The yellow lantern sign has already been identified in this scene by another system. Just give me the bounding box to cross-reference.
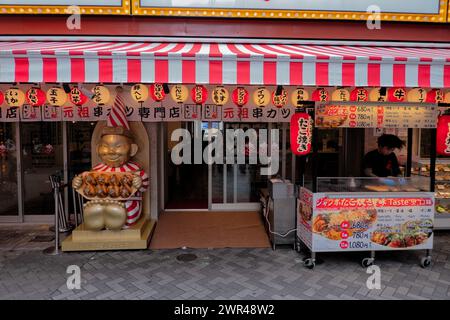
[131,83,149,103]
[444,91,450,104]
[212,86,229,106]
[331,88,350,102]
[252,87,271,107]
[170,84,189,104]
[5,88,25,107]
[291,87,310,107]
[406,88,427,103]
[92,85,111,105]
[46,87,67,107]
[369,88,387,102]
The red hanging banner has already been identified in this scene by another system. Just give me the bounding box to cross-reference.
[290,112,313,156]
[437,115,450,156]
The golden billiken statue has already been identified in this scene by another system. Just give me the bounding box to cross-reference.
[72,92,149,231]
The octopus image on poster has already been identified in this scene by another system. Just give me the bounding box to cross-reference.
[310,194,434,252]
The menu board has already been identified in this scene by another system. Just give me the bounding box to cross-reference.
[297,189,435,252]
[315,104,437,129]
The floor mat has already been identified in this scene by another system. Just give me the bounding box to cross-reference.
[150,211,271,249]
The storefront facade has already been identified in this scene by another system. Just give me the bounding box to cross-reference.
[0,1,449,236]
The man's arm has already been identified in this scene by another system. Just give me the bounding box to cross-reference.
[362,152,377,177]
[391,154,402,177]
[364,168,378,177]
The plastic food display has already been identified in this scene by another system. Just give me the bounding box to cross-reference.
[412,160,450,230]
[76,171,138,201]
[371,220,433,248]
[312,209,377,240]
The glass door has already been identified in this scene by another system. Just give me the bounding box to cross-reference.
[211,122,272,210]
[21,122,63,216]
[166,121,209,209]
[0,123,19,219]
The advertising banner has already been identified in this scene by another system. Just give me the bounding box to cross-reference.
[298,192,435,252]
[0,0,128,15]
[133,0,448,23]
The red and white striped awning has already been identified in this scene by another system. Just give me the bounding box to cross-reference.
[1,41,449,88]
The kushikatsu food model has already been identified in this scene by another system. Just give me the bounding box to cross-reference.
[62,92,154,251]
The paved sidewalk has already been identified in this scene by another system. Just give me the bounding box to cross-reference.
[0,225,449,300]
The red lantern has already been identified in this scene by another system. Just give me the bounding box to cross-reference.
[272,88,288,108]
[0,91,3,105]
[426,89,444,103]
[387,87,406,102]
[232,87,249,107]
[26,88,46,107]
[290,112,313,156]
[191,85,208,104]
[149,83,166,102]
[311,88,329,102]
[69,87,88,106]
[437,115,450,156]
[350,88,369,102]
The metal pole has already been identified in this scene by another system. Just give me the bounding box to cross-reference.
[16,122,24,223]
[312,127,319,193]
[406,128,413,177]
[430,128,437,192]
[281,123,287,180]
[72,188,78,227]
[43,182,60,255]
[63,121,69,223]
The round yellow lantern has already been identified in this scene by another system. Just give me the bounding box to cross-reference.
[406,88,427,103]
[369,88,387,102]
[252,87,271,107]
[130,83,149,103]
[5,88,25,107]
[46,87,67,107]
[212,86,229,106]
[291,87,310,107]
[331,88,350,102]
[444,91,450,104]
[170,84,189,104]
[92,85,111,105]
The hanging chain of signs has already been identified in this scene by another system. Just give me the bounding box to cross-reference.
[0,85,448,108]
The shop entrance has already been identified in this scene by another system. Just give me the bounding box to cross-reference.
[164,121,278,210]
[165,121,209,209]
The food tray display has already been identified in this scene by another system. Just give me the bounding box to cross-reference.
[76,171,138,201]
[412,160,450,226]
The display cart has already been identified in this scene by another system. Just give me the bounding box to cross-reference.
[296,178,434,269]
[294,102,438,269]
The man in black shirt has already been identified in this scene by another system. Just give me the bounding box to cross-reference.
[363,134,405,177]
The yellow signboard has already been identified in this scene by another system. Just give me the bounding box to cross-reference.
[131,0,449,23]
[0,0,130,15]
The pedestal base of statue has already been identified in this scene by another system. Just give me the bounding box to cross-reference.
[61,218,156,252]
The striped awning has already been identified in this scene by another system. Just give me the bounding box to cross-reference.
[0,41,449,88]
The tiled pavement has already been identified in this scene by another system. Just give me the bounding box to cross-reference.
[0,225,449,300]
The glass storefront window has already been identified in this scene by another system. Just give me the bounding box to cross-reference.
[22,122,63,215]
[0,123,18,216]
[68,122,94,181]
